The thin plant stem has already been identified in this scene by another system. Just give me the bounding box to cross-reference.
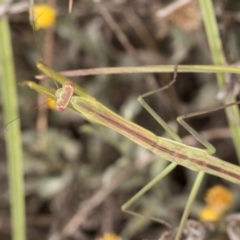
[0,11,26,240]
[199,0,240,163]
[36,64,240,80]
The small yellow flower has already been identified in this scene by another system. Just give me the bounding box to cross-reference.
[47,97,56,110]
[33,4,57,30]
[199,206,220,222]
[205,185,233,214]
[198,185,234,222]
[95,232,122,240]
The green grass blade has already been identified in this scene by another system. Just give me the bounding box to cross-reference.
[199,0,240,163]
[0,15,26,240]
[175,171,205,240]
[37,64,240,78]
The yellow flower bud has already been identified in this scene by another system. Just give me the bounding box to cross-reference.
[33,4,57,30]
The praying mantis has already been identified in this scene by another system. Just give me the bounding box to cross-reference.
[24,60,240,240]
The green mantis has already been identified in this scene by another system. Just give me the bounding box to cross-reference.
[24,60,240,240]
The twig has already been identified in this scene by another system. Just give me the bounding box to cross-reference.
[61,167,134,237]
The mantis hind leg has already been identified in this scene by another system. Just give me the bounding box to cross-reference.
[122,66,201,239]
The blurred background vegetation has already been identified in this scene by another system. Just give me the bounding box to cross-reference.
[1,0,240,239]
